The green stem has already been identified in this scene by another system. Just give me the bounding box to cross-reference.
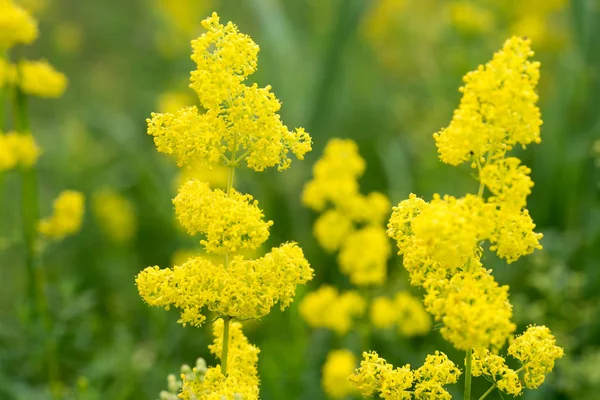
[478,383,496,400]
[465,349,473,400]
[221,316,231,375]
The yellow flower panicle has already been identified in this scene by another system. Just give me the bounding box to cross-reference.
[433,36,542,166]
[0,0,38,50]
[322,349,357,399]
[508,325,564,389]
[148,13,311,172]
[472,349,522,396]
[137,242,312,327]
[338,226,391,286]
[299,285,365,336]
[370,292,432,337]
[350,351,460,400]
[38,190,85,240]
[92,189,137,245]
[180,320,260,400]
[18,60,68,98]
[173,179,273,254]
[0,132,40,170]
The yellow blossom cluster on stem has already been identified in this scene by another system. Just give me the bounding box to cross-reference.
[38,190,85,240]
[303,138,392,286]
[0,131,40,170]
[139,12,313,399]
[350,351,461,400]
[373,36,563,399]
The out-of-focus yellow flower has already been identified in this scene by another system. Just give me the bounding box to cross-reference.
[299,285,365,335]
[157,90,196,114]
[0,58,17,88]
[18,60,68,98]
[53,22,84,55]
[180,319,259,400]
[0,0,38,50]
[0,132,40,170]
[394,292,432,337]
[370,296,396,329]
[338,226,390,286]
[313,209,354,253]
[137,242,312,327]
[38,190,85,240]
[92,189,137,245]
[322,349,357,399]
[173,163,228,192]
[449,1,495,36]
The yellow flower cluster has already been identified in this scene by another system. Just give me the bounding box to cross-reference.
[303,138,391,285]
[0,0,38,50]
[38,190,85,240]
[0,132,40,170]
[147,13,311,172]
[350,351,460,400]
[508,325,564,389]
[173,179,273,255]
[180,320,260,400]
[472,348,522,396]
[138,242,311,327]
[17,59,68,98]
[322,349,357,399]
[92,189,137,245]
[387,37,546,351]
[299,285,365,335]
[370,292,432,337]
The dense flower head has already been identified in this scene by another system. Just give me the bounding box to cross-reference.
[480,157,533,210]
[0,132,41,170]
[338,226,390,286]
[92,189,137,245]
[370,292,431,336]
[424,269,516,351]
[322,349,358,399]
[18,60,68,98]
[472,349,522,396]
[148,12,311,172]
[0,0,38,49]
[173,179,272,254]
[489,208,542,263]
[433,36,542,166]
[180,320,260,399]
[350,351,460,400]
[137,242,312,327]
[508,325,564,388]
[299,285,365,335]
[38,190,85,240]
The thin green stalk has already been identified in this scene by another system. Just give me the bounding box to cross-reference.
[465,349,473,400]
[221,316,231,375]
[478,383,496,400]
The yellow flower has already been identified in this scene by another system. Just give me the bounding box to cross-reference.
[472,348,522,396]
[180,319,260,399]
[350,351,459,400]
[18,60,68,98]
[149,13,312,172]
[38,190,85,240]
[299,285,365,335]
[370,296,397,329]
[0,132,40,170]
[92,189,137,245]
[157,90,196,114]
[137,242,313,327]
[480,157,534,211]
[0,0,38,49]
[173,179,273,255]
[313,209,354,253]
[508,325,564,389]
[174,163,229,191]
[322,350,357,399]
[394,292,432,337]
[338,225,390,286]
[433,36,541,166]
[423,269,516,351]
[0,58,17,89]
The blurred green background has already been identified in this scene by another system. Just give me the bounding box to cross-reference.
[1,0,599,399]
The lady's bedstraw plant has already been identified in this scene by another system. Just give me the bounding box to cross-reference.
[350,37,564,400]
[300,139,431,399]
[135,13,313,399]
